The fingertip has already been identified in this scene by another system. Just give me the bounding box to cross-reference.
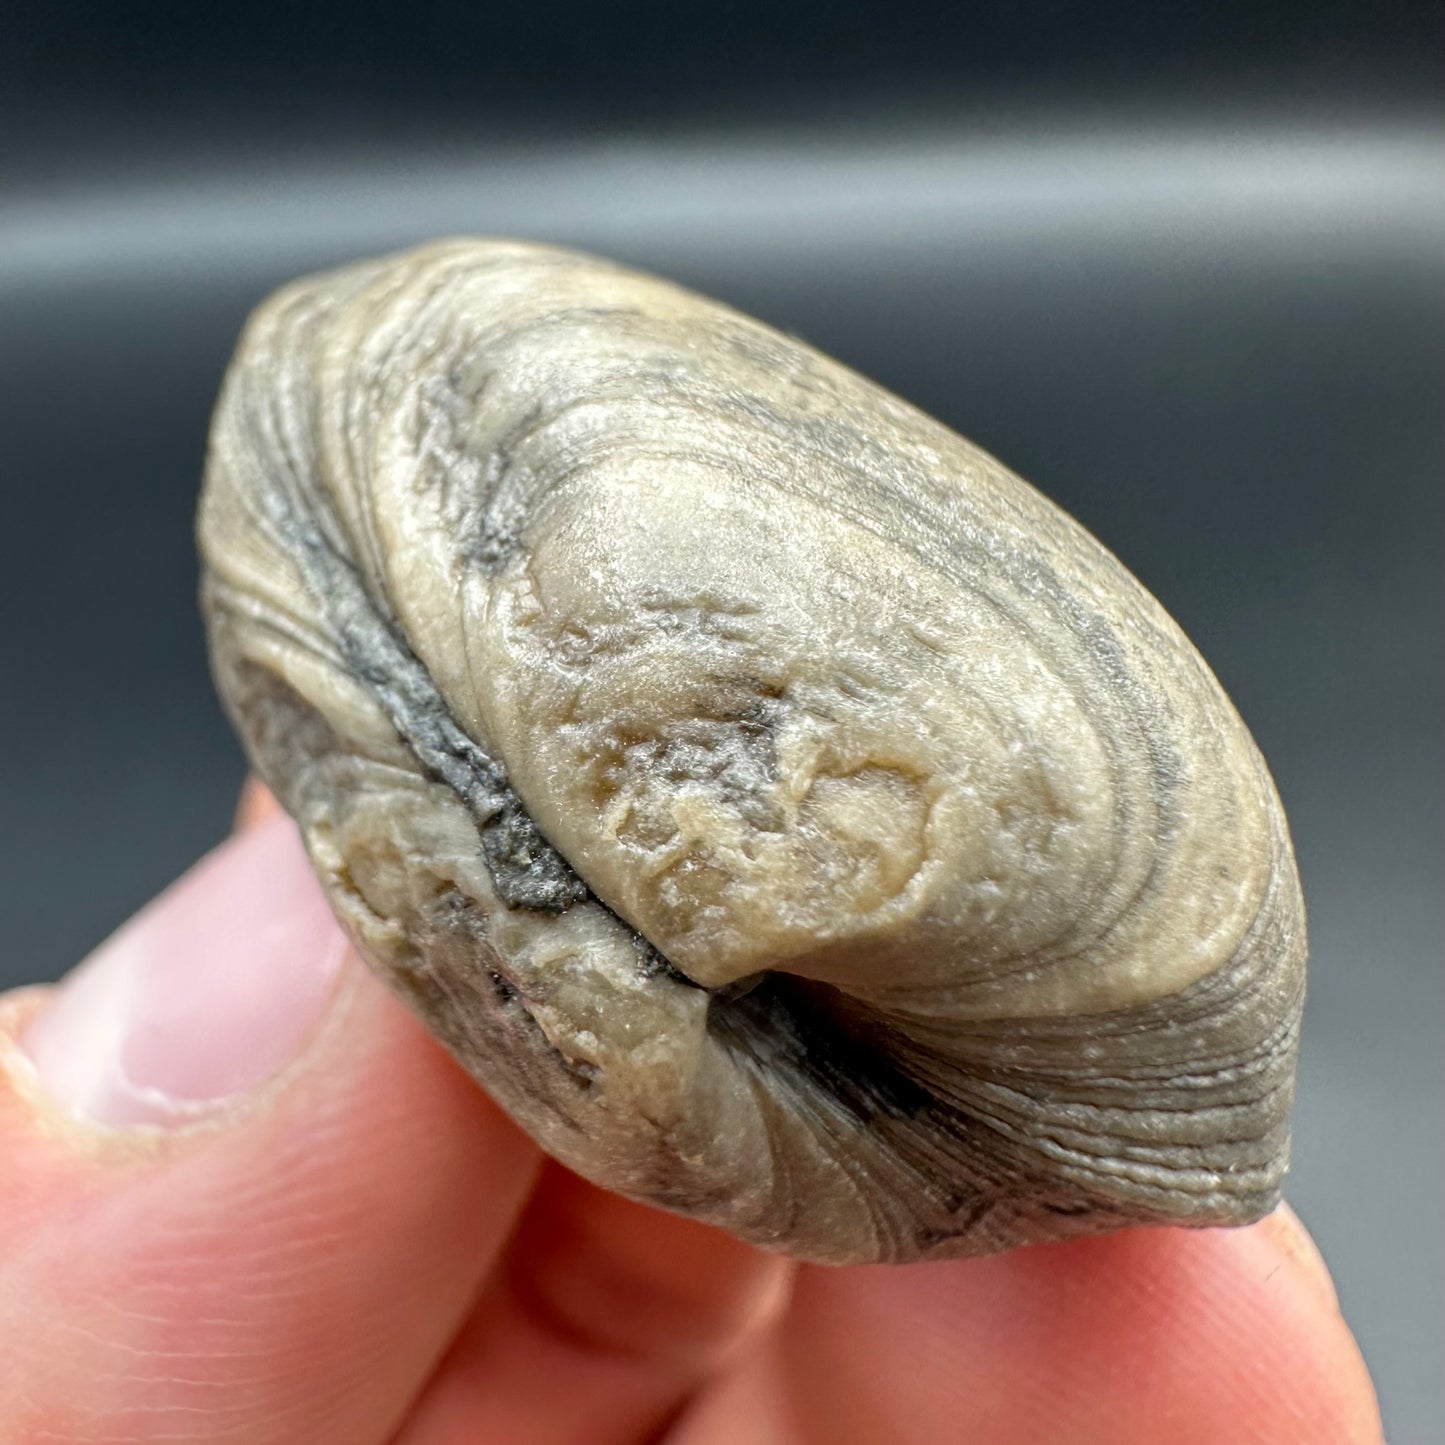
[1258,1199,1339,1309]
[0,825,543,1443]
[779,1219,1383,1445]
[16,816,347,1130]
[235,775,284,831]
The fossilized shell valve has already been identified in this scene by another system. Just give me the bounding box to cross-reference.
[198,239,1306,1264]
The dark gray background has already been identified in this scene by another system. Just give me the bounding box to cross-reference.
[1,4,1441,1438]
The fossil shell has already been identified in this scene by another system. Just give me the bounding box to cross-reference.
[198,239,1306,1264]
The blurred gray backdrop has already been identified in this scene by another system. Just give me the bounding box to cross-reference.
[1,4,1442,1438]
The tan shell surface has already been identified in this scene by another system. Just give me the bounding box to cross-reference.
[198,240,1306,1263]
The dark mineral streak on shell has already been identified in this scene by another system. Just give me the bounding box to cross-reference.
[198,239,1307,1264]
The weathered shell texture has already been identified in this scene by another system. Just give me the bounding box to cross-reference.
[198,240,1306,1265]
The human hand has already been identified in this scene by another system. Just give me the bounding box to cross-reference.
[0,783,1382,1443]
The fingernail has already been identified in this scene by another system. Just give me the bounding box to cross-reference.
[21,815,348,1129]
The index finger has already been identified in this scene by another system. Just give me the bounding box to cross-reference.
[671,1208,1382,1444]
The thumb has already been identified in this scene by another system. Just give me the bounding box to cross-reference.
[0,814,541,1444]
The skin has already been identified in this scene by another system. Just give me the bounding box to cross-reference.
[0,780,1382,1444]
